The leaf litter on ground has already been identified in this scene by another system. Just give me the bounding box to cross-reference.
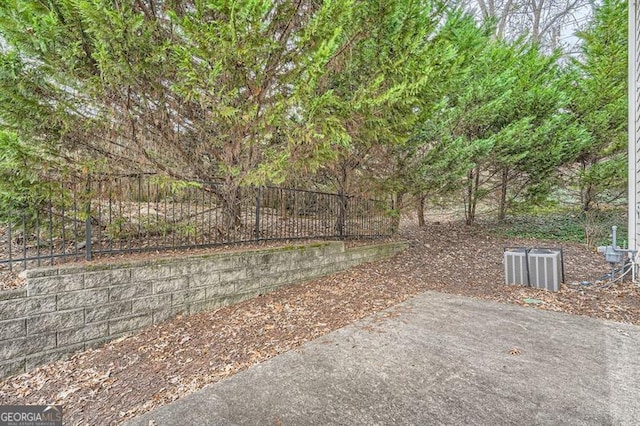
[0,221,638,425]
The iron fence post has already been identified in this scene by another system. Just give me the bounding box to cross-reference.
[337,192,347,239]
[254,187,261,240]
[85,176,93,261]
[85,213,92,261]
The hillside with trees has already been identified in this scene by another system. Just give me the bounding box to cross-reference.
[0,0,628,229]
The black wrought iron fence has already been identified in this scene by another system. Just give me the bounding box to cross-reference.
[0,175,393,271]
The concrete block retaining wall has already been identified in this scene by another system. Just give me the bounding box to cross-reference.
[0,241,407,379]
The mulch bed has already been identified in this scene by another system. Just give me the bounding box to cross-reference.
[1,221,638,425]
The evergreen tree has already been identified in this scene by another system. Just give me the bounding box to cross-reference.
[406,13,575,224]
[0,0,445,226]
[569,0,627,211]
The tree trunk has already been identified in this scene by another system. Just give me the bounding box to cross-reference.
[334,162,349,238]
[417,194,426,227]
[464,168,480,226]
[335,191,348,238]
[391,191,405,233]
[498,168,509,222]
[579,160,594,212]
[581,184,594,212]
[531,0,543,43]
[221,182,242,231]
[464,169,473,226]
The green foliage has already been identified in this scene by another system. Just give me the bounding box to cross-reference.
[104,215,194,241]
[492,209,627,247]
[0,0,446,192]
[310,0,446,196]
[370,12,474,199]
[569,0,627,211]
[0,0,628,227]
[497,212,587,242]
[400,12,575,223]
[0,131,56,222]
[148,175,203,201]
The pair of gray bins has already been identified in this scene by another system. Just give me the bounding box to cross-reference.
[504,247,565,292]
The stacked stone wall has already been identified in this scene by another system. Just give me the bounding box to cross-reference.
[0,241,407,379]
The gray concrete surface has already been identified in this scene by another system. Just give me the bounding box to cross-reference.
[126,292,640,425]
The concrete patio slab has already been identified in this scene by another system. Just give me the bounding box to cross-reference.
[126,291,640,425]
